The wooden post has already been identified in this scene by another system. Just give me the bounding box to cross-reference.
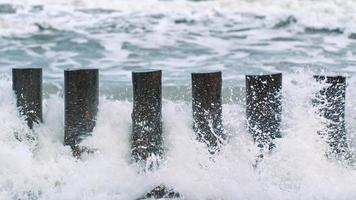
[138,185,180,199]
[246,73,282,150]
[64,69,99,156]
[313,75,348,156]
[12,68,42,129]
[191,72,224,154]
[132,70,162,162]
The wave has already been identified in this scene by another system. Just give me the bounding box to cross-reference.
[0,0,356,36]
[304,27,344,34]
[0,71,356,199]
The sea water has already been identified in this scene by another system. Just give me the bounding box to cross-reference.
[0,0,356,199]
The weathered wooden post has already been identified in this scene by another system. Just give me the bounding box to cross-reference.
[64,69,99,156]
[313,75,348,156]
[132,70,181,199]
[132,70,162,162]
[191,71,224,154]
[246,73,282,151]
[12,68,43,129]
[131,70,179,199]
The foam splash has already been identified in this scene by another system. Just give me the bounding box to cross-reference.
[0,70,355,199]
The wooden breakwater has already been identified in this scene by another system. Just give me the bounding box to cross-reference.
[11,68,350,199]
[11,68,349,159]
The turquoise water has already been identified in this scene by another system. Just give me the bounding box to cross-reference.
[1,0,356,89]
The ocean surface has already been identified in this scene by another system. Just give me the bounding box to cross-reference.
[0,0,356,199]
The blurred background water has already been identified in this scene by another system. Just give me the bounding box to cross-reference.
[1,0,356,99]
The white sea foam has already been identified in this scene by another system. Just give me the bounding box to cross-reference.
[0,0,355,82]
[0,1,356,198]
[0,71,355,199]
[1,0,356,36]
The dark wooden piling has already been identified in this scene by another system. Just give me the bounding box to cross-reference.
[12,68,42,129]
[132,70,162,162]
[138,185,180,199]
[246,73,282,150]
[192,72,224,154]
[64,69,99,155]
[313,76,348,156]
